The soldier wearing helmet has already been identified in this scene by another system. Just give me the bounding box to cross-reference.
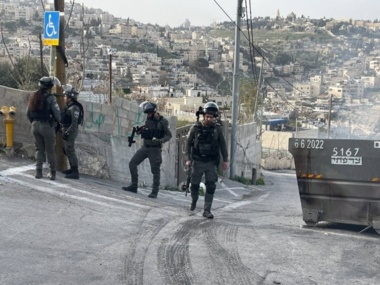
[122,101,172,198]
[26,76,62,180]
[60,84,84,179]
[185,101,229,218]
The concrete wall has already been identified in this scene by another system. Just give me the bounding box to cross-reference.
[0,85,261,186]
[261,131,295,170]
[0,85,177,188]
[231,122,261,180]
[261,130,321,170]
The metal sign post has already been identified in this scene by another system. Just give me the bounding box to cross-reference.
[43,6,67,171]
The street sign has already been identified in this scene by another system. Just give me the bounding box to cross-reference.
[43,11,60,46]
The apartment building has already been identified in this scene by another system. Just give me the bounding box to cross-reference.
[328,79,364,99]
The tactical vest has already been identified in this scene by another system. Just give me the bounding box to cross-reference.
[61,101,84,126]
[28,94,52,122]
[140,116,165,140]
[192,122,219,161]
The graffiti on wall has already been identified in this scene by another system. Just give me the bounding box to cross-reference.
[114,108,145,137]
[83,103,146,138]
[84,103,105,129]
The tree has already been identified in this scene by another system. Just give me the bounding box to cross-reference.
[274,52,292,65]
[11,56,48,90]
[0,56,46,90]
[0,61,17,88]
[18,19,28,27]
[3,21,17,32]
[193,58,209,68]
[238,78,259,124]
[90,18,99,27]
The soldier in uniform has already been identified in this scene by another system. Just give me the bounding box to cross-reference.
[27,76,62,180]
[60,85,84,179]
[122,101,172,198]
[185,102,229,219]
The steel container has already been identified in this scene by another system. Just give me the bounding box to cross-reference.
[289,138,380,233]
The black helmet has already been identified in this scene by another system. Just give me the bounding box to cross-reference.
[63,84,79,100]
[203,102,219,117]
[140,101,157,113]
[38,76,61,89]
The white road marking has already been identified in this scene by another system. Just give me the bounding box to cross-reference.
[0,165,148,210]
[219,180,239,197]
[0,163,35,175]
[222,200,255,210]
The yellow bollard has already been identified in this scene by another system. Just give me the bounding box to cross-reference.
[0,106,17,148]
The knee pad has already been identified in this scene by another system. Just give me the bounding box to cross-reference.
[190,183,200,194]
[205,181,216,195]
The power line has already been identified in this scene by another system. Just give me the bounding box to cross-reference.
[213,0,330,121]
[213,0,317,98]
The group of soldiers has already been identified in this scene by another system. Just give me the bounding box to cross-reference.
[26,76,83,181]
[122,101,229,219]
[26,76,229,219]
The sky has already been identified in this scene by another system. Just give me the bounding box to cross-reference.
[78,0,380,27]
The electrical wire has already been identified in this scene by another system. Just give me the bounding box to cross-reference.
[213,0,318,120]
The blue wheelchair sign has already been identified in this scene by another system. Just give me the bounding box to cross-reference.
[43,11,60,46]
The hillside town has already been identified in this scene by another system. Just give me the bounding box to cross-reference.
[1,0,380,138]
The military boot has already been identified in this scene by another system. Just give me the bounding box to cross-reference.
[48,171,56,181]
[190,191,199,211]
[122,184,138,193]
[203,193,214,219]
[35,169,43,179]
[61,168,72,174]
[65,166,79,179]
[190,199,197,211]
[190,184,199,211]
[148,187,159,199]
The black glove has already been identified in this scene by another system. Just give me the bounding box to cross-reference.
[55,123,61,133]
[62,132,69,140]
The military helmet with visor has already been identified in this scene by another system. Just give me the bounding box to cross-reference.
[139,101,157,114]
[203,101,219,117]
[38,76,61,89]
[63,84,79,100]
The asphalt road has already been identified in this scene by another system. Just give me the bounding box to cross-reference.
[0,155,379,285]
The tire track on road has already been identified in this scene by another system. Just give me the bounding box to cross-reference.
[122,208,173,285]
[202,222,264,285]
[157,219,200,285]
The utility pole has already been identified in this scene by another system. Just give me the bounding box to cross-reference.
[230,0,244,179]
[38,34,44,76]
[253,60,264,121]
[109,51,112,104]
[327,94,333,139]
[55,0,67,171]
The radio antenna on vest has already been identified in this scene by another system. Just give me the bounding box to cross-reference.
[195,106,203,122]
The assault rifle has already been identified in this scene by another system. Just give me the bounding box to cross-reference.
[128,126,140,147]
[181,164,192,196]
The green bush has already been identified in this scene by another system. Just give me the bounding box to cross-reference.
[232,175,253,185]
[256,176,265,185]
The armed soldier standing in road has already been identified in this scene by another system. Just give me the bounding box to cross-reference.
[185,102,229,219]
[27,76,62,180]
[122,101,172,198]
[60,84,84,179]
